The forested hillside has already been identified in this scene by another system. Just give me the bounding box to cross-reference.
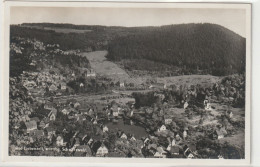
[10,37,90,77]
[107,23,246,76]
[11,23,246,76]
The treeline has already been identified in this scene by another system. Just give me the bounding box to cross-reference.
[22,23,118,31]
[107,23,246,76]
[43,52,90,72]
[10,25,108,51]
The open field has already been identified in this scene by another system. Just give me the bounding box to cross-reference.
[81,50,223,87]
[157,75,222,87]
[81,51,131,82]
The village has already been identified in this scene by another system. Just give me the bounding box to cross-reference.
[9,36,245,159]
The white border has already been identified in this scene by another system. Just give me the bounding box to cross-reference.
[0,1,252,166]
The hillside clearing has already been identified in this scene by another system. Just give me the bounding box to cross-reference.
[81,50,222,87]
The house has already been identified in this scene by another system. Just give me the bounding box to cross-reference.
[183,130,188,139]
[44,102,54,110]
[74,138,81,147]
[35,97,46,104]
[229,111,233,118]
[163,84,167,89]
[205,103,211,110]
[175,134,182,141]
[187,153,194,159]
[166,144,171,151]
[87,138,94,146]
[102,125,109,132]
[30,117,40,123]
[91,118,97,125]
[23,81,37,90]
[216,127,227,139]
[62,108,70,115]
[60,82,66,90]
[143,137,150,145]
[80,134,89,144]
[203,99,209,107]
[120,133,128,140]
[86,69,96,77]
[25,120,37,133]
[29,129,44,139]
[113,110,119,117]
[48,108,57,121]
[130,110,134,117]
[170,146,180,155]
[130,136,136,141]
[45,126,56,138]
[154,147,167,158]
[171,139,176,146]
[165,118,172,125]
[80,83,84,87]
[74,102,81,108]
[184,101,189,109]
[49,112,56,121]
[218,155,224,159]
[158,125,167,132]
[88,108,94,115]
[183,144,196,158]
[120,82,125,88]
[39,120,46,128]
[76,114,85,122]
[56,135,64,147]
[96,143,109,157]
[68,111,75,120]
[49,84,58,92]
[110,103,120,117]
[226,111,233,118]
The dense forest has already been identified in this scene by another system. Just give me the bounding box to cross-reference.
[107,23,246,76]
[10,25,109,51]
[11,23,246,76]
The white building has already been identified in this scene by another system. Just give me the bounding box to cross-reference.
[158,125,167,132]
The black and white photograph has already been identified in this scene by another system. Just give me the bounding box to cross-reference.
[3,2,251,163]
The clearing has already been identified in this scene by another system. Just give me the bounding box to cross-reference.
[22,25,92,34]
[81,50,222,87]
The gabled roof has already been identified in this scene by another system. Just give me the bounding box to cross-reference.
[30,117,40,122]
[98,143,108,151]
[56,135,63,141]
[45,126,56,132]
[25,120,37,129]
[185,143,196,152]
[91,141,102,153]
[48,108,57,116]
[75,138,81,145]
[170,146,180,154]
[29,129,44,137]
[216,128,227,136]
[148,143,157,150]
[157,147,167,154]
[120,133,127,139]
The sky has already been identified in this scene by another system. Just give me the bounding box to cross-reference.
[11,7,246,37]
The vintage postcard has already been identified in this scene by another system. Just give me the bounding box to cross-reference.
[1,1,251,166]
